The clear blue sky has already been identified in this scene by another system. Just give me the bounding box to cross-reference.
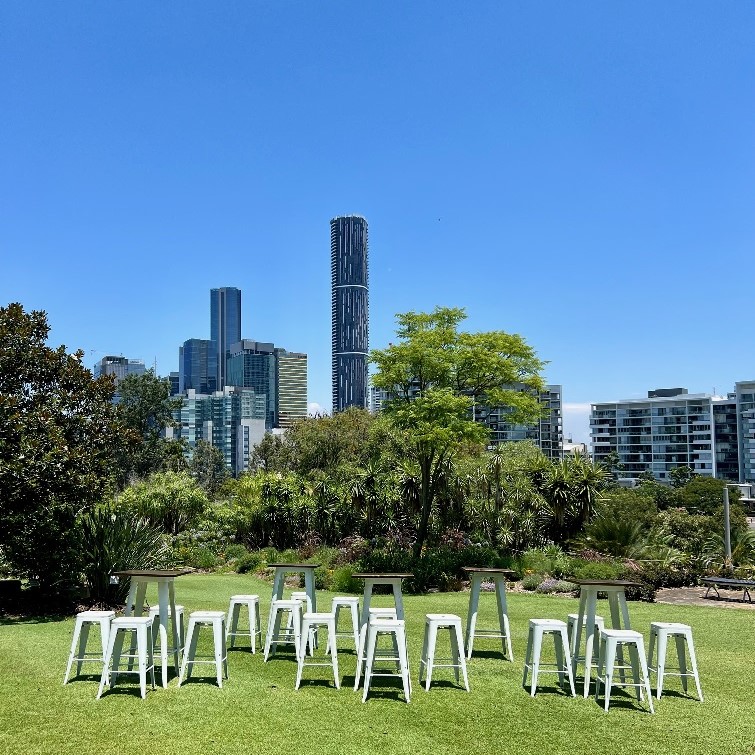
[2,2,754,443]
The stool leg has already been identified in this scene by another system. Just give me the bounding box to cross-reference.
[419,620,429,687]
[647,626,657,677]
[228,603,239,649]
[330,619,340,689]
[636,637,654,714]
[560,628,576,697]
[425,621,438,691]
[97,629,117,700]
[181,619,199,684]
[147,624,155,691]
[466,574,481,658]
[655,629,668,699]
[522,623,534,689]
[295,619,307,690]
[264,607,276,661]
[448,625,460,685]
[686,631,703,701]
[64,619,83,684]
[530,627,543,697]
[350,602,360,651]
[75,622,91,679]
[110,628,126,687]
[453,622,470,691]
[253,603,261,654]
[362,627,377,703]
[214,619,225,688]
[137,626,147,699]
[354,622,368,691]
[603,638,616,712]
[397,625,410,703]
[675,634,689,694]
[595,634,604,705]
[628,641,642,702]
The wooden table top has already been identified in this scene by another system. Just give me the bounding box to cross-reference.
[572,579,642,588]
[462,567,517,575]
[111,569,193,578]
[351,573,414,579]
[267,563,321,569]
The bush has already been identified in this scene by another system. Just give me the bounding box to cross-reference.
[235,552,262,574]
[179,546,218,570]
[224,544,248,562]
[570,560,622,581]
[521,573,544,591]
[329,565,362,593]
[535,578,576,594]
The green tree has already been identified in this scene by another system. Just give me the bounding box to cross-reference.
[371,306,545,557]
[189,440,229,498]
[0,303,121,593]
[677,476,739,515]
[114,369,182,484]
[669,465,695,488]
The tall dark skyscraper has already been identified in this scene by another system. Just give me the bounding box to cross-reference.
[331,215,369,412]
[210,287,241,390]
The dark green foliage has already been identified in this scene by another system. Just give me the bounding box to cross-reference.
[223,543,248,561]
[677,476,739,515]
[0,304,121,593]
[329,565,362,593]
[521,573,544,590]
[235,552,262,574]
[189,440,229,497]
[570,560,623,581]
[77,504,169,603]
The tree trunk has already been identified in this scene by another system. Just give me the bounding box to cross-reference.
[413,455,433,559]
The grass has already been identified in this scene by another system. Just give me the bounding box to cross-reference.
[1,573,754,755]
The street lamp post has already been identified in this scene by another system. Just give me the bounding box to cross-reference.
[723,486,733,565]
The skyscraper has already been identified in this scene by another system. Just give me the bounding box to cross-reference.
[276,349,308,428]
[226,340,277,429]
[331,215,369,412]
[210,287,241,390]
[179,338,217,395]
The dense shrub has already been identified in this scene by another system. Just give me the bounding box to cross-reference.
[535,578,576,594]
[223,544,249,562]
[570,560,623,581]
[521,573,544,591]
[235,552,262,574]
[329,565,362,593]
[178,546,218,570]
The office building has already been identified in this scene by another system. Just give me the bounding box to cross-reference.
[178,338,217,395]
[276,349,308,428]
[736,381,755,483]
[210,287,241,389]
[226,340,277,429]
[331,215,369,412]
[93,355,146,385]
[169,387,267,475]
[482,385,564,461]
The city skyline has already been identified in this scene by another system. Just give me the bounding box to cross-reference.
[2,4,754,445]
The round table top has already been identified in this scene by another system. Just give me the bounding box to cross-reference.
[572,579,642,588]
[462,567,517,575]
[267,563,321,569]
[111,569,193,578]
[351,573,414,579]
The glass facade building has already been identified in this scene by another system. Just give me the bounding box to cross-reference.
[226,340,277,429]
[210,287,241,390]
[93,355,146,385]
[331,215,369,412]
[179,338,217,395]
[276,349,308,428]
[736,381,755,482]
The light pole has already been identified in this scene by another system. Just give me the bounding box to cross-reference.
[723,485,733,565]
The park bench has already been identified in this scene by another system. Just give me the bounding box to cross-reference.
[701,576,755,603]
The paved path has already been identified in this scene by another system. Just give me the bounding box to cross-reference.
[656,586,755,610]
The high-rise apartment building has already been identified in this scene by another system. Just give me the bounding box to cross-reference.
[93,355,146,385]
[226,340,277,429]
[276,349,308,428]
[178,338,217,395]
[331,215,369,412]
[736,381,755,482]
[210,287,241,390]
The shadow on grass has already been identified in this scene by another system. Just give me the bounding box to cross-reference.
[0,613,67,625]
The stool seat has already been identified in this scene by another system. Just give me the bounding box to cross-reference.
[420,613,469,691]
[64,610,115,685]
[523,618,575,697]
[179,611,228,687]
[596,628,654,713]
[97,616,155,699]
[362,618,411,703]
[648,622,703,701]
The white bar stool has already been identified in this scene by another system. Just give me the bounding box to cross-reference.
[419,614,469,691]
[362,618,411,703]
[522,619,575,697]
[148,604,185,660]
[326,596,360,653]
[596,628,654,713]
[568,613,605,663]
[463,567,516,661]
[226,595,261,653]
[296,612,340,689]
[97,616,155,699]
[354,607,398,690]
[265,598,303,661]
[64,610,115,685]
[648,622,703,701]
[179,611,228,688]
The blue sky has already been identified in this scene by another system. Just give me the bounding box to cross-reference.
[2,2,754,443]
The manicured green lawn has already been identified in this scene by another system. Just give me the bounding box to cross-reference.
[1,573,753,755]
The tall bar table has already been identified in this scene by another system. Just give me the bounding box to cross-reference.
[463,567,517,660]
[112,568,192,688]
[571,579,641,698]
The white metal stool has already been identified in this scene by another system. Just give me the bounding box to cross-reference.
[362,618,411,703]
[296,612,340,689]
[148,603,185,660]
[596,628,654,713]
[326,596,360,653]
[420,613,469,691]
[354,606,398,690]
[568,613,605,663]
[522,619,576,697]
[226,595,262,653]
[648,622,703,701]
[64,610,115,685]
[97,616,155,699]
[265,598,303,661]
[179,611,228,688]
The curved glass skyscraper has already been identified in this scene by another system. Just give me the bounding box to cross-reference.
[331,215,369,412]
